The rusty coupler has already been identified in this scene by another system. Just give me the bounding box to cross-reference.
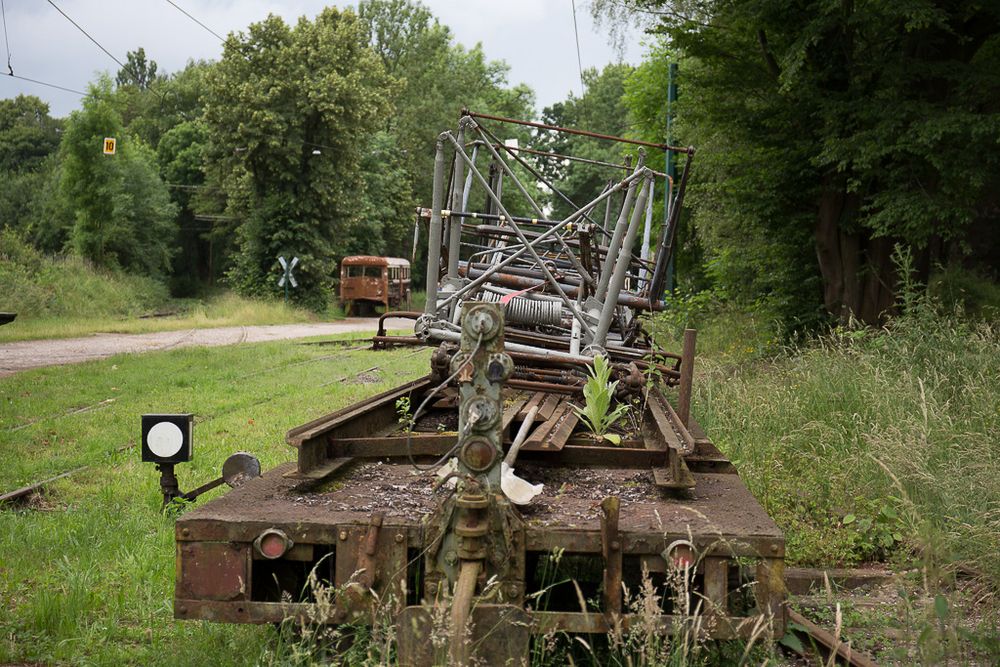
[420,302,526,664]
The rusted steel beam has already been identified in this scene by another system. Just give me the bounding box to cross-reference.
[786,608,880,667]
[677,328,697,426]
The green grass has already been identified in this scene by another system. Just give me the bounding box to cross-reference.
[0,291,322,343]
[0,229,341,342]
[682,309,1000,586]
[0,336,430,665]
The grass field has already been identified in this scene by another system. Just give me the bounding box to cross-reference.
[0,336,430,665]
[1,304,998,664]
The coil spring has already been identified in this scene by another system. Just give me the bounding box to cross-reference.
[478,291,562,326]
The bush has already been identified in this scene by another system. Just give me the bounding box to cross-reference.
[0,229,167,318]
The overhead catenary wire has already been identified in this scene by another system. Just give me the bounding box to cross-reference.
[44,0,126,70]
[3,72,87,96]
[163,0,224,42]
[1,0,11,75]
[570,0,585,95]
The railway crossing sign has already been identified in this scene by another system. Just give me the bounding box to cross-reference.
[278,255,299,303]
[103,137,116,155]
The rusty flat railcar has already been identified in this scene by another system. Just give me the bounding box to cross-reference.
[172,111,785,665]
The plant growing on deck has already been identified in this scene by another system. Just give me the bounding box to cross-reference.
[573,355,629,445]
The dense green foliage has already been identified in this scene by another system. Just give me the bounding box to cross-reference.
[59,78,177,277]
[203,8,392,309]
[0,227,167,319]
[598,0,1000,328]
[0,3,537,310]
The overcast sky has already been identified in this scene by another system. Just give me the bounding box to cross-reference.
[1,0,647,118]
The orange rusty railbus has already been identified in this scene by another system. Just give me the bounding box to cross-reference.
[339,256,411,315]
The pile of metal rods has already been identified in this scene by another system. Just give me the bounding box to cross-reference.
[392,110,694,386]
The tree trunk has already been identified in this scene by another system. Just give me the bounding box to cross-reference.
[814,175,897,325]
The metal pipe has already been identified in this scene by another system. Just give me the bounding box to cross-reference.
[437,169,645,311]
[425,138,447,314]
[597,156,644,298]
[442,133,597,337]
[450,559,480,665]
[460,266,667,311]
[447,123,466,279]
[466,110,691,153]
[641,177,654,283]
[460,145,478,211]
[650,147,694,299]
[592,173,652,349]
[471,123,596,288]
[678,328,697,426]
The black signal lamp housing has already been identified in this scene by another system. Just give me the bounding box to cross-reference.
[141,414,193,464]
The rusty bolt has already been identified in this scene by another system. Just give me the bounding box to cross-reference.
[177,606,187,615]
[770,544,779,554]
[395,533,405,544]
[444,550,458,566]
[505,583,519,599]
[610,540,620,551]
[180,528,190,537]
[339,530,348,541]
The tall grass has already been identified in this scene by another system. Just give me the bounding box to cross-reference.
[0,228,167,319]
[693,303,1000,590]
[0,229,322,341]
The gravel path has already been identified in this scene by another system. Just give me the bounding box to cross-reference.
[0,318,415,377]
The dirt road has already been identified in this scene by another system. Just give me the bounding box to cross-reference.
[0,318,415,376]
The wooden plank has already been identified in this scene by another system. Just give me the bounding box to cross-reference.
[516,392,545,420]
[520,399,572,451]
[537,393,562,421]
[501,393,529,434]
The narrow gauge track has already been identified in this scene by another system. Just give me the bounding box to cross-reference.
[0,347,428,508]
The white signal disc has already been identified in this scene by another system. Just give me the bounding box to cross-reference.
[148,421,184,458]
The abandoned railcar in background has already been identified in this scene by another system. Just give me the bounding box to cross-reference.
[339,255,411,315]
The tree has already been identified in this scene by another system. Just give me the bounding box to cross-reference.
[115,47,160,90]
[0,95,64,235]
[60,78,177,276]
[203,9,393,309]
[538,64,636,221]
[595,1,1000,326]
[359,0,536,205]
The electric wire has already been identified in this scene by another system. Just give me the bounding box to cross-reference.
[163,0,224,42]
[406,334,484,472]
[570,0,585,95]
[44,0,125,70]
[1,0,12,75]
[3,72,87,96]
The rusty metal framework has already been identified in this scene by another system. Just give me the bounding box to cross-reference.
[173,112,784,664]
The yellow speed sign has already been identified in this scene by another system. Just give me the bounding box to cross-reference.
[103,137,116,155]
